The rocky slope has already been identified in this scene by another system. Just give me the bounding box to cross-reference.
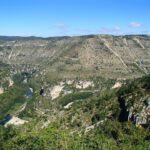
[0,35,150,79]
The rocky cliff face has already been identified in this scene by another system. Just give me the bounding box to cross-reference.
[118,76,150,128]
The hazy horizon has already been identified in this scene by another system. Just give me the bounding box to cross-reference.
[0,33,150,38]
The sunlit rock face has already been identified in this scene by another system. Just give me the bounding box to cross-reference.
[0,87,4,95]
[4,116,28,127]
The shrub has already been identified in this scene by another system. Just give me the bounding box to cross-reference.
[59,92,93,106]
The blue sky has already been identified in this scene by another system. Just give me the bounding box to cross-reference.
[0,0,149,37]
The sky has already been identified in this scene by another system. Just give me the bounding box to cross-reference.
[0,0,149,37]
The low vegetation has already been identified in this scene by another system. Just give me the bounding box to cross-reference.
[0,61,150,149]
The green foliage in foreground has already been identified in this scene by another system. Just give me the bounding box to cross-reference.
[0,124,119,150]
[0,120,149,150]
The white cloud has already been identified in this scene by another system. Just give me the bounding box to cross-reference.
[54,23,68,30]
[98,26,121,34]
[129,22,142,28]
[74,28,93,35]
[73,26,121,36]
[115,26,121,30]
[53,22,69,36]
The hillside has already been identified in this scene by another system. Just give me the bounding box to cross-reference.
[0,35,150,79]
[0,35,150,149]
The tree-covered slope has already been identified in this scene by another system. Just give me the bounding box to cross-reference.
[0,75,150,150]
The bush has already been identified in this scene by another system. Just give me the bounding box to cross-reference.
[59,92,93,106]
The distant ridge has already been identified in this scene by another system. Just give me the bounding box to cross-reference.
[0,34,149,41]
[0,35,71,41]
